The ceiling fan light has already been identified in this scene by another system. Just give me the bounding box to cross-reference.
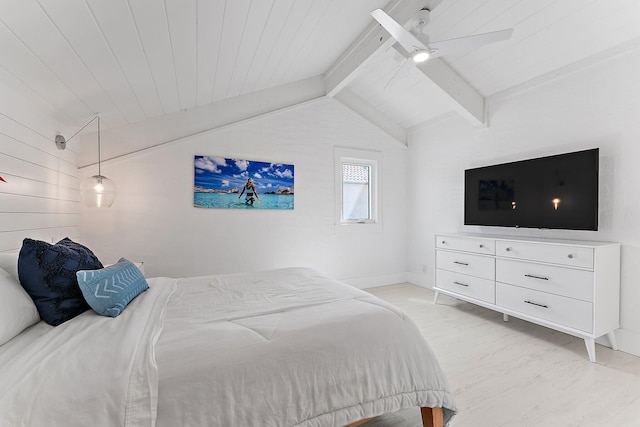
[412,49,430,63]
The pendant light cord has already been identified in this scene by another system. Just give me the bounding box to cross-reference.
[97,116,101,177]
[63,115,102,177]
[64,115,99,144]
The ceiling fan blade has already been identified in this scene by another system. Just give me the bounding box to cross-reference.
[428,28,513,58]
[371,8,428,54]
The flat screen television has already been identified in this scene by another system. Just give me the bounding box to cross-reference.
[464,148,599,230]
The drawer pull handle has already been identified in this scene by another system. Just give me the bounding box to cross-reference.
[441,240,446,244]
[524,274,549,281]
[453,261,469,266]
[524,300,549,309]
[453,281,469,287]
[568,254,574,259]
[505,247,512,252]
[479,244,484,248]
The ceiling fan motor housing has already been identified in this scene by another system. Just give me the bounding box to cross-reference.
[414,8,430,29]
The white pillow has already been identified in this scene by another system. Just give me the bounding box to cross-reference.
[0,252,19,281]
[0,267,40,345]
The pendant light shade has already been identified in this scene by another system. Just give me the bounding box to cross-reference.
[56,115,116,208]
[80,175,116,208]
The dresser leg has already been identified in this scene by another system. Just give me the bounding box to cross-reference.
[433,291,440,304]
[503,313,509,322]
[584,338,596,362]
[606,331,618,351]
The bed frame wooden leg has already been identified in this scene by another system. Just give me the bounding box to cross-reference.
[421,407,444,427]
[343,417,373,427]
[344,407,443,427]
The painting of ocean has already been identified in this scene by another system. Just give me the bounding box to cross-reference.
[194,156,294,210]
[194,193,294,209]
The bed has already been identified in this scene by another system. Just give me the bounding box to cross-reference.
[0,245,456,427]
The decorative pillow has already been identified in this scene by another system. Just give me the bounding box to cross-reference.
[0,267,40,345]
[18,238,104,326]
[76,258,149,317]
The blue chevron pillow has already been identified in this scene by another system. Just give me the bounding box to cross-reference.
[76,258,148,317]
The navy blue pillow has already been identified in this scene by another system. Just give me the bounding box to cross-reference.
[18,238,104,326]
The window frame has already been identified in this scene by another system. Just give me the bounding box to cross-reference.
[334,147,382,230]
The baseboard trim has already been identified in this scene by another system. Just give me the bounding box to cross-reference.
[405,272,432,288]
[613,328,640,358]
[341,272,410,289]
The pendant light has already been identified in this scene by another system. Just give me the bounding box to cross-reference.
[55,115,116,208]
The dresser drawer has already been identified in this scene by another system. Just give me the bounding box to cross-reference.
[436,250,495,280]
[496,240,594,269]
[436,269,495,303]
[496,259,594,302]
[436,235,495,255]
[496,283,593,333]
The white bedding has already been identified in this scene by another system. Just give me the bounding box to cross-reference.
[0,268,456,426]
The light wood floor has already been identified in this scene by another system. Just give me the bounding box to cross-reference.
[363,283,640,427]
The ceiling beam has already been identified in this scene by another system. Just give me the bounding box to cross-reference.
[334,88,407,145]
[324,0,432,97]
[76,76,326,166]
[416,58,485,127]
[325,0,487,129]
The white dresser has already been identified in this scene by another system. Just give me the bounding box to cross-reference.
[434,233,620,362]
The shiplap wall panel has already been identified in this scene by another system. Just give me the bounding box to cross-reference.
[0,157,78,192]
[0,193,78,214]
[0,213,78,232]
[0,175,78,202]
[0,77,80,253]
[0,114,78,162]
[0,69,74,138]
[0,135,77,178]
[0,227,80,253]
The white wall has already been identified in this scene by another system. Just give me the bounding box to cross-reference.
[0,78,81,252]
[80,98,409,286]
[407,48,640,356]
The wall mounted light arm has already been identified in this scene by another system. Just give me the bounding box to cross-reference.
[55,115,116,208]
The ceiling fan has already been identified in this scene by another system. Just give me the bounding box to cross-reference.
[371,8,513,86]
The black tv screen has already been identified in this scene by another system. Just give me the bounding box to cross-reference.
[464,148,599,230]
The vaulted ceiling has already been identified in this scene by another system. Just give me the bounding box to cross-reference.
[2,0,640,165]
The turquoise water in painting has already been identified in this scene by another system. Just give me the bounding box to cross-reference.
[194,193,294,210]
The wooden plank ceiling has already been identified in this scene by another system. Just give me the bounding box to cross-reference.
[1,0,640,160]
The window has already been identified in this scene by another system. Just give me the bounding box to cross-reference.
[342,163,371,221]
[334,148,381,228]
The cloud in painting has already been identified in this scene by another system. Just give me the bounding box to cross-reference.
[235,159,249,171]
[275,168,294,179]
[195,156,227,173]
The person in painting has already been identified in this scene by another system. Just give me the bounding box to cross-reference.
[238,177,260,205]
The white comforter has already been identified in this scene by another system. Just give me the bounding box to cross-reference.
[0,268,456,426]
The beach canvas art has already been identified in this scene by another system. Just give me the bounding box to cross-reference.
[194,156,294,210]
